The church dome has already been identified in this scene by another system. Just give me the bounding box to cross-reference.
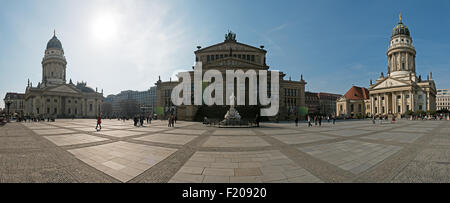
[392,14,410,37]
[46,35,63,50]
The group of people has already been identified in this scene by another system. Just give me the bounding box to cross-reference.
[168,115,176,127]
[305,115,336,127]
[6,114,56,123]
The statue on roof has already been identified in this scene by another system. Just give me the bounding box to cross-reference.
[225,30,236,42]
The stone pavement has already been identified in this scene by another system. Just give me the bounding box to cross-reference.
[0,119,449,183]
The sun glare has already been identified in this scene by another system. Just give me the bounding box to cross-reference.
[92,12,119,41]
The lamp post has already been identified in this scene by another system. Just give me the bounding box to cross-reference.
[5,95,12,122]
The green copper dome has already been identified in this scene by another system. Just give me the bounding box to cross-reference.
[392,22,410,37]
[392,14,410,37]
[46,35,63,50]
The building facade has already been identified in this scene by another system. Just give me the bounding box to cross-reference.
[24,33,103,118]
[3,93,25,115]
[436,89,450,111]
[336,86,370,118]
[368,15,436,117]
[155,31,307,121]
[305,92,341,116]
[105,86,157,116]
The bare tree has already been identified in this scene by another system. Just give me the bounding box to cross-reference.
[102,102,113,117]
[119,100,140,117]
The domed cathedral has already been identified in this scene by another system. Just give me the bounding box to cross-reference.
[24,31,104,118]
[368,14,437,117]
[155,31,307,121]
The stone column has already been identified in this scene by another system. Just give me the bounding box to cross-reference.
[406,53,409,71]
[392,92,397,114]
[401,91,406,113]
[378,94,381,115]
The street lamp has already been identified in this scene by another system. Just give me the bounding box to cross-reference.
[5,95,12,121]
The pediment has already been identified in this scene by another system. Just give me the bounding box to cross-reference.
[47,85,81,94]
[372,78,408,90]
[198,42,264,53]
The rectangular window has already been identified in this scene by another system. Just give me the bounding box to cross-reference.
[90,104,93,111]
[398,106,401,113]
[406,95,410,98]
[207,55,210,62]
[407,105,410,110]
[251,55,255,62]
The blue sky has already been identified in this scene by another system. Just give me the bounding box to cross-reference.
[1,0,450,108]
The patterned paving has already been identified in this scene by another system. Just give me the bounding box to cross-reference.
[169,150,321,183]
[3,118,447,183]
[68,141,177,182]
[44,133,108,146]
[299,140,403,174]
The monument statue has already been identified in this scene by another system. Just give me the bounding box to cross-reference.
[223,93,241,121]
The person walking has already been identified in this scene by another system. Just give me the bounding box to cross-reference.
[372,115,376,124]
[255,114,260,127]
[307,115,312,127]
[332,116,336,125]
[171,115,175,127]
[95,114,102,131]
[295,117,299,127]
[140,115,144,127]
[133,115,138,127]
[319,116,322,127]
[314,116,318,126]
[168,115,172,127]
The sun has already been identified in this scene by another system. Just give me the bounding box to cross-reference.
[92,12,119,41]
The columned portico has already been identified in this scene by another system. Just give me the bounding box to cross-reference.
[368,14,436,117]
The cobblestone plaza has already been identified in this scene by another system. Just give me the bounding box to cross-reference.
[1,119,449,183]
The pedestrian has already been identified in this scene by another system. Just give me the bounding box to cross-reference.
[140,115,144,127]
[333,116,336,125]
[314,116,317,126]
[133,115,138,126]
[168,115,172,127]
[149,116,152,124]
[307,115,312,127]
[319,116,322,126]
[171,115,175,127]
[95,114,102,131]
[295,117,299,127]
[372,115,376,124]
[255,114,260,127]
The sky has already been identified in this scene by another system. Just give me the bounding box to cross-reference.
[1,0,450,108]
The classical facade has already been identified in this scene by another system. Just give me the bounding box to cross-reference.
[368,15,436,117]
[24,32,103,118]
[156,31,307,121]
[336,86,370,118]
[436,89,450,111]
[3,93,25,115]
